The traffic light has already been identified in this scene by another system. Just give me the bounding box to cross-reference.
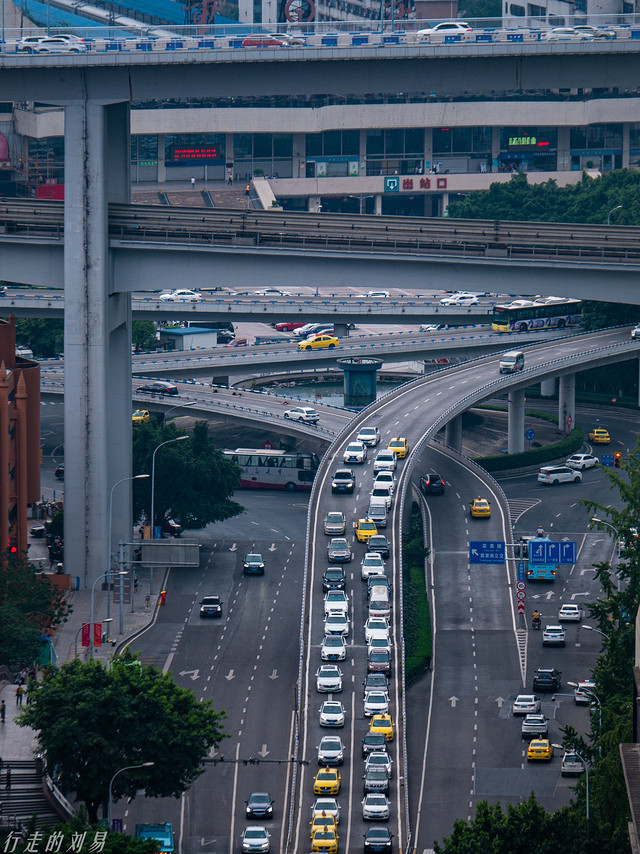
[614,452,622,468]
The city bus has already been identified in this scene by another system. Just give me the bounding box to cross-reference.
[224,448,319,491]
[492,297,582,333]
[136,824,174,854]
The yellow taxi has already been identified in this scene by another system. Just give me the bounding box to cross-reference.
[354,518,378,543]
[310,814,338,839]
[527,739,553,762]
[470,497,491,518]
[313,766,341,795]
[369,713,395,741]
[388,437,409,459]
[298,334,339,351]
[132,409,150,424]
[588,428,610,444]
[310,828,339,853]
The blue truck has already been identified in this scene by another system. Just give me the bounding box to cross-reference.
[135,824,174,854]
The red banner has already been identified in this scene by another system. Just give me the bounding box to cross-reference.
[81,623,90,647]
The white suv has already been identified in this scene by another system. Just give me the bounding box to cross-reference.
[283,406,319,423]
[16,34,87,52]
[537,466,582,485]
[373,450,397,473]
[439,292,479,306]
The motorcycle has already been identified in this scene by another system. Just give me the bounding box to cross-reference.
[532,616,541,630]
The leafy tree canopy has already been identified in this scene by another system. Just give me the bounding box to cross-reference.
[458,0,501,19]
[132,321,157,353]
[19,650,228,823]
[15,318,64,359]
[132,420,243,528]
[0,553,71,671]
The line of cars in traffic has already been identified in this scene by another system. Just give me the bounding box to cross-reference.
[309,425,408,852]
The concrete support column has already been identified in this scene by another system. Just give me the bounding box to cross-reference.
[441,192,449,216]
[359,129,367,176]
[508,389,525,454]
[445,415,462,452]
[540,377,556,397]
[622,123,630,169]
[558,373,576,435]
[292,132,305,179]
[309,195,321,212]
[424,127,432,172]
[334,323,349,338]
[557,125,570,172]
[338,357,382,408]
[374,194,382,215]
[156,133,166,183]
[491,126,500,171]
[64,100,132,589]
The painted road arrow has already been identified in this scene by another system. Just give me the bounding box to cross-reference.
[268,670,278,680]
[495,697,504,708]
[449,696,460,708]
[258,744,270,757]
[268,543,277,552]
[229,543,237,552]
[225,669,235,681]
[179,669,200,681]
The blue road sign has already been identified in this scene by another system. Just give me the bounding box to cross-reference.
[602,454,614,467]
[517,561,525,582]
[469,541,506,564]
[529,539,577,565]
[526,428,535,441]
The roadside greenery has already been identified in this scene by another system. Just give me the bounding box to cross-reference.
[402,501,431,682]
[19,650,228,823]
[474,426,584,472]
[3,816,158,854]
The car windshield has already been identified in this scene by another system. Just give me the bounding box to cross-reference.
[325,637,343,646]
[245,830,265,839]
[202,597,220,605]
[326,513,343,522]
[330,539,348,548]
[334,472,351,479]
[246,554,262,561]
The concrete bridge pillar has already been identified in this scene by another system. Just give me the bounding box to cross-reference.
[540,377,556,397]
[64,100,132,589]
[334,323,350,338]
[337,357,382,408]
[445,415,462,452]
[558,374,576,435]
[508,389,525,453]
[374,195,382,216]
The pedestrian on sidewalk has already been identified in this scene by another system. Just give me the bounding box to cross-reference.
[245,184,250,196]
[228,175,232,186]
[5,768,10,790]
[15,685,23,706]
[190,176,196,189]
[0,700,5,722]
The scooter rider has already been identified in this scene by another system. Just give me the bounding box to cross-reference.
[532,609,541,628]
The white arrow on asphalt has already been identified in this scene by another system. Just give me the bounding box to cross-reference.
[268,670,278,680]
[200,838,217,847]
[544,591,555,599]
[530,593,542,599]
[225,669,235,681]
[571,592,590,599]
[495,696,504,708]
[258,744,270,757]
[179,669,200,681]
[229,543,237,552]
[268,543,277,552]
[449,696,460,708]
[580,568,596,575]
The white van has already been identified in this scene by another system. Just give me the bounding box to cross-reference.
[368,499,388,529]
[499,350,524,374]
[369,587,391,618]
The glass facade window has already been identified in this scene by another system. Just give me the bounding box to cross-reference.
[306,130,359,157]
[433,126,491,154]
[365,128,423,157]
[27,136,64,183]
[131,135,158,163]
[569,124,622,149]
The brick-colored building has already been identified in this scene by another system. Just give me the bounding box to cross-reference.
[0,316,40,555]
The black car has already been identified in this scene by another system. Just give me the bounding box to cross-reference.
[420,472,445,495]
[532,667,562,692]
[367,535,390,559]
[243,553,265,575]
[364,826,393,852]
[331,468,355,494]
[322,567,346,592]
[136,381,179,396]
[362,731,388,757]
[54,463,64,481]
[245,791,274,819]
[199,595,223,618]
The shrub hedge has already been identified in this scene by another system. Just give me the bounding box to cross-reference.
[473,426,585,473]
[403,502,432,683]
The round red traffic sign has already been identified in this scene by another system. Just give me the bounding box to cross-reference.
[516,581,526,591]
[516,590,526,600]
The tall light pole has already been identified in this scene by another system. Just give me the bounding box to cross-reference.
[607,204,622,225]
[552,744,588,819]
[107,762,154,828]
[151,435,188,537]
[581,624,608,640]
[89,572,126,658]
[108,475,149,620]
[567,681,602,752]
[163,401,195,426]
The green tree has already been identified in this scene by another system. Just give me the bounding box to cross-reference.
[132,419,242,528]
[132,321,157,353]
[15,318,64,358]
[10,816,158,854]
[458,0,501,19]
[0,553,71,671]
[19,651,228,823]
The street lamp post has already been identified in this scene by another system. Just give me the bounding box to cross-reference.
[607,204,623,225]
[581,624,608,640]
[163,401,195,426]
[552,744,588,819]
[89,573,126,658]
[567,681,602,751]
[75,618,112,658]
[108,475,149,620]
[150,435,189,538]
[107,762,154,828]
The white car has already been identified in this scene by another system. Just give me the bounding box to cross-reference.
[574,679,596,704]
[343,441,367,464]
[359,291,390,298]
[364,617,390,644]
[319,700,346,727]
[311,798,340,823]
[241,827,270,853]
[159,288,202,302]
[16,34,87,52]
[558,604,582,622]
[541,26,594,41]
[283,406,319,423]
[362,792,390,821]
[416,21,471,38]
[361,553,386,580]
[321,635,346,661]
[537,466,582,485]
[317,735,345,765]
[370,484,393,510]
[373,471,396,493]
[365,751,393,777]
[373,450,397,473]
[512,694,541,716]
[254,287,291,296]
[565,453,598,470]
[357,426,380,447]
[324,590,350,616]
[543,625,566,646]
[324,610,349,637]
[440,293,479,306]
[631,324,640,339]
[363,690,390,717]
[316,664,343,693]
[419,323,448,332]
[368,636,392,655]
